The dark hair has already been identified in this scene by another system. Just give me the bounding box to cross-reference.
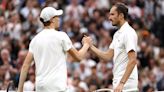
[114,3,128,20]
[40,18,51,26]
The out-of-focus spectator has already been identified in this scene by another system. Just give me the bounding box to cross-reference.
[86,66,102,91]
[23,68,35,91]
[20,0,40,19]
[64,0,84,21]
[7,12,22,40]
[128,0,142,19]
[75,61,91,81]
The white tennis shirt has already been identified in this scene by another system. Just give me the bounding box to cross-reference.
[29,29,72,92]
[109,22,138,91]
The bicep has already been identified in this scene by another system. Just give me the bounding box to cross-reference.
[105,48,114,60]
[67,48,81,61]
[67,48,78,57]
[128,50,137,61]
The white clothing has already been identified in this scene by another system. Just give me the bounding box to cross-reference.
[109,22,138,91]
[29,29,73,92]
[20,7,39,18]
[128,6,141,18]
[7,22,22,40]
[40,7,63,22]
[24,80,35,91]
[64,5,84,20]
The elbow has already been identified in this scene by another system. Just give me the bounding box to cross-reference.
[74,55,83,62]
[103,58,109,62]
[102,56,111,62]
[103,53,113,61]
[76,56,83,61]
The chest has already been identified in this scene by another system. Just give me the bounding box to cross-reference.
[113,32,125,50]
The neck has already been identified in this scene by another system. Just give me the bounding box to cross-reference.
[44,26,53,29]
[44,24,55,29]
[118,20,126,28]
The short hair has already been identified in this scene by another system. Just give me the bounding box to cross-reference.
[40,18,51,26]
[114,3,128,19]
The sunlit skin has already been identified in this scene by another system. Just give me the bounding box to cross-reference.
[44,16,60,30]
[109,6,125,28]
[51,16,60,30]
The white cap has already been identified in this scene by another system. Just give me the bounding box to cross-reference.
[40,7,63,22]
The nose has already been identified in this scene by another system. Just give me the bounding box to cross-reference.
[108,16,112,22]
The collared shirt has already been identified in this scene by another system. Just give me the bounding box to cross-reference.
[109,22,138,91]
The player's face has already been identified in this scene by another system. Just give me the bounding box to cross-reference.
[109,6,120,26]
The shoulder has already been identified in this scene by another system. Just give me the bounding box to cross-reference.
[32,31,43,39]
[58,31,69,37]
[30,30,44,44]
[124,24,137,36]
[121,25,138,43]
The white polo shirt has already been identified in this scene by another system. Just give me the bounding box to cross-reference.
[29,29,73,92]
[109,22,138,91]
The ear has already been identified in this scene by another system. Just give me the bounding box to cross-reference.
[50,17,55,23]
[119,13,124,19]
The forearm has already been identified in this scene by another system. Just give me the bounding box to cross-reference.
[90,45,112,61]
[78,44,90,59]
[18,64,30,90]
[120,59,137,84]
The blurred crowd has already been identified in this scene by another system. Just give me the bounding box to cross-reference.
[0,0,164,92]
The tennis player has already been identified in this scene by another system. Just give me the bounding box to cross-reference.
[90,3,138,92]
[17,7,92,92]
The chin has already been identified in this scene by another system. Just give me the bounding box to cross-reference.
[112,22,119,26]
[55,27,59,30]
[54,27,59,30]
[112,23,117,26]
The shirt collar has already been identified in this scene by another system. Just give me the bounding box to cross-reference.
[118,21,128,33]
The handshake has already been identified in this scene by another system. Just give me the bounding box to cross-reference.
[79,35,113,62]
[81,35,93,48]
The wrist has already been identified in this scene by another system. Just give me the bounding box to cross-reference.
[120,81,125,85]
[90,45,94,48]
[83,43,90,47]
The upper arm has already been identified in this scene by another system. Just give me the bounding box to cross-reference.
[23,52,34,66]
[108,38,114,59]
[128,50,137,63]
[106,48,114,59]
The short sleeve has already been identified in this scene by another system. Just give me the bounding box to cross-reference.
[124,33,137,53]
[29,39,35,54]
[62,32,73,51]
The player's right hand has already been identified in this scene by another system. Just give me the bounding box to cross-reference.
[82,35,93,47]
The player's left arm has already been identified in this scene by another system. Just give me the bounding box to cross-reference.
[120,30,138,84]
[120,50,137,84]
[114,50,137,92]
[17,52,34,92]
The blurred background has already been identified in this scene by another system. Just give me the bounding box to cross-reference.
[0,0,164,92]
